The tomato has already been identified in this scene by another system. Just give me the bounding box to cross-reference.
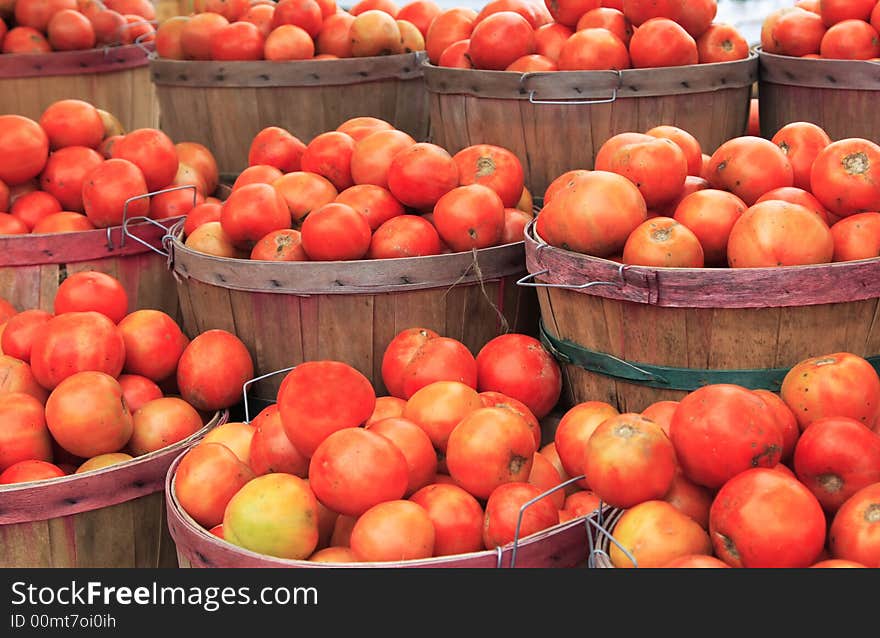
[40,146,103,213]
[828,482,880,567]
[350,499,434,561]
[811,138,880,217]
[399,337,478,399]
[544,0,599,27]
[111,128,178,192]
[10,191,60,230]
[662,555,731,568]
[771,122,831,192]
[367,215,441,259]
[644,125,702,177]
[182,202,222,237]
[554,401,619,488]
[670,384,783,489]
[117,374,162,414]
[753,389,800,462]
[559,490,601,521]
[76,452,133,474]
[707,136,794,206]
[299,202,370,261]
[608,137,688,208]
[232,166,284,192]
[200,422,255,468]
[350,130,415,190]
[175,442,254,528]
[244,128,303,174]
[479,391,541,449]
[810,559,867,568]
[623,217,705,268]
[533,22,571,61]
[184,221,248,258]
[576,7,632,43]
[505,53,557,72]
[82,158,150,228]
[365,396,406,427]
[671,189,745,265]
[767,7,825,57]
[341,117,396,145]
[466,10,534,70]
[224,473,319,559]
[482,481,559,550]
[402,380,483,452]
[1,310,53,363]
[30,312,125,390]
[709,468,827,567]
[245,405,305,476]
[197,0,248,20]
[350,9,402,56]
[29,212,92,233]
[0,460,66,484]
[438,38,472,67]
[629,17,698,68]
[476,0,552,29]
[793,416,880,514]
[154,14,188,57]
[308,427,408,516]
[39,99,102,151]
[781,353,880,432]
[446,406,537,499]
[55,271,128,324]
[181,12,229,60]
[610,500,712,568]
[272,171,337,225]
[831,212,880,262]
[536,170,647,256]
[334,184,403,231]
[425,7,477,63]
[452,144,524,208]
[210,20,264,60]
[727,200,833,268]
[819,0,874,25]
[366,417,438,495]
[381,328,441,398]
[0,213,28,234]
[220,182,290,248]
[176,329,255,412]
[277,360,376,457]
[387,143,459,212]
[527,451,566,509]
[557,27,631,70]
[45,371,132,458]
[431,184,504,252]
[821,19,880,59]
[0,392,52,472]
[127,396,202,456]
[309,547,359,562]
[409,482,483,555]
[663,469,713,529]
[754,186,830,224]
[117,310,188,383]
[639,400,678,436]
[176,142,219,195]
[696,22,749,63]
[314,11,353,57]
[0,115,49,186]
[47,9,94,49]
[0,356,49,404]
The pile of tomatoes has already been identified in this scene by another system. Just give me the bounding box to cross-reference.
[156,0,434,62]
[0,0,156,54]
[427,0,748,72]
[537,121,880,268]
[762,0,880,59]
[182,117,534,261]
[0,270,254,485]
[0,99,219,234]
[169,327,602,563]
[554,351,880,568]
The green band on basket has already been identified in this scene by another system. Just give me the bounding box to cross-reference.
[538,321,880,392]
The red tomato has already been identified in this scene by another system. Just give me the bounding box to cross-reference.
[82,158,150,228]
[386,143,459,211]
[409,482,484,556]
[367,215,442,259]
[349,499,435,561]
[483,481,558,549]
[249,404,309,477]
[662,469,713,529]
[117,374,162,414]
[1,310,53,363]
[553,401,619,488]
[0,114,50,186]
[753,389,800,463]
[118,310,188,383]
[220,182,290,247]
[0,392,53,472]
[128,396,203,456]
[403,381,483,452]
[39,99,103,151]
[175,442,255,528]
[111,128,179,192]
[0,459,66,484]
[40,146,104,213]
[366,416,438,496]
[432,184,505,252]
[828,482,880,567]
[54,271,128,324]
[479,390,541,449]
[381,327,441,398]
[175,329,255,412]
[399,337,478,399]
[453,144,525,208]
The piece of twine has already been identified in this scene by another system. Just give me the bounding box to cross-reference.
[442,247,510,335]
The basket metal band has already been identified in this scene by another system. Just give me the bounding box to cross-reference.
[539,320,880,392]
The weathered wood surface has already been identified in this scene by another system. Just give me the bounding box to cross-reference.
[0,44,158,130]
[0,411,226,568]
[526,223,880,412]
[166,451,592,569]
[759,49,880,141]
[152,54,430,174]
[426,54,756,195]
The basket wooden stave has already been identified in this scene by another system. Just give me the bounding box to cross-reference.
[150,54,431,176]
[0,44,158,130]
[0,409,227,568]
[523,220,880,413]
[167,220,539,401]
[425,53,758,196]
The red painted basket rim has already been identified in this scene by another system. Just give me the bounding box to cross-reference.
[0,409,227,526]
[165,449,594,569]
[0,42,154,79]
[524,219,880,309]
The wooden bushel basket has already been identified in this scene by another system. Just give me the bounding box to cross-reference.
[166,220,539,401]
[150,53,431,176]
[0,42,158,130]
[0,216,182,317]
[166,447,594,568]
[0,410,227,568]
[758,49,880,141]
[522,219,880,413]
[424,53,758,196]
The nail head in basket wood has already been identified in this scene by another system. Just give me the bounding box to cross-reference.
[0,410,227,568]
[0,218,181,318]
[150,53,431,175]
[168,222,539,401]
[0,44,158,130]
[758,48,880,141]
[524,221,880,412]
[165,443,591,568]
[425,53,757,196]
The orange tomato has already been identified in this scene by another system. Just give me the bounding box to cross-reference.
[672,189,746,265]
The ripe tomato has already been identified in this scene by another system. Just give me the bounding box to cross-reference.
[47,9,95,50]
[55,271,128,324]
[183,202,223,237]
[453,144,524,209]
[811,138,880,216]
[387,143,459,212]
[754,186,830,224]
[272,171,338,224]
[467,11,534,70]
[663,469,713,529]
[82,158,150,228]
[366,417,438,496]
[336,117,394,143]
[128,396,203,456]
[210,21,265,60]
[819,0,874,25]
[431,184,505,252]
[623,216,705,268]
[527,451,566,509]
[607,136,688,208]
[425,7,477,64]
[554,401,619,488]
[402,380,483,452]
[446,406,537,499]
[577,7,632,44]
[350,130,416,189]
[0,115,49,186]
[753,389,799,462]
[1,310,53,363]
[175,442,255,528]
[409,482,484,556]
[483,481,559,549]
[300,132,355,191]
[117,309,188,383]
[117,374,162,413]
[438,38,473,67]
[640,400,678,435]
[316,12,354,57]
[781,353,880,432]
[557,27,630,69]
[39,100,103,151]
[175,329,254,412]
[709,468,827,567]
[277,360,376,457]
[0,392,53,472]
[300,202,372,261]
[727,200,833,267]
[771,121,832,191]
[544,0,599,28]
[11,191,61,230]
[629,17,698,68]
[534,22,572,61]
[175,142,219,195]
[399,337,478,399]
[30,311,125,390]
[480,391,541,449]
[45,371,132,458]
[820,19,880,59]
[232,165,284,191]
[0,356,49,404]
[672,189,745,265]
[181,11,229,59]
[707,136,794,206]
[365,396,406,426]
[308,427,409,516]
[248,127,305,173]
[350,500,435,561]
[397,0,440,37]
[194,421,255,463]
[220,182,290,247]
[0,460,66,484]
[248,404,308,476]
[334,184,403,231]
[831,212,880,262]
[381,327,440,398]
[610,500,712,568]
[184,221,247,258]
[111,128,178,192]
[250,229,308,262]
[31,212,94,234]
[368,215,442,259]
[670,384,783,489]
[350,9,404,57]
[828,482,880,567]
[696,22,749,63]
[39,146,104,213]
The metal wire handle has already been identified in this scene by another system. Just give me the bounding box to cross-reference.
[586,507,638,568]
[522,69,622,105]
[241,367,296,423]
[115,184,199,253]
[516,267,625,290]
